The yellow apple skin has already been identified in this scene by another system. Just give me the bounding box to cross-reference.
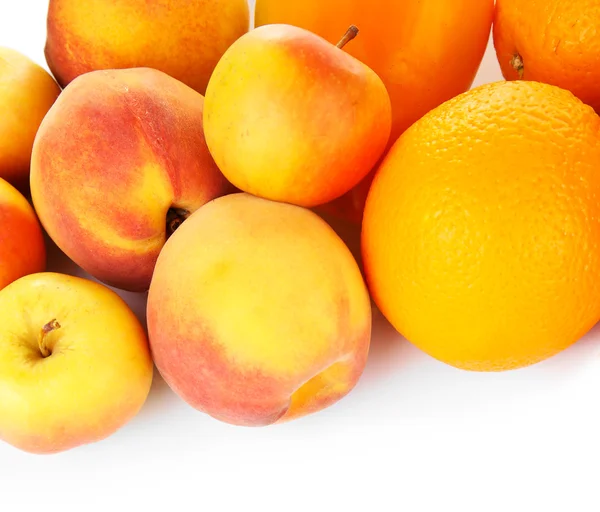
[203,24,392,208]
[0,47,60,191]
[0,273,153,455]
[0,178,46,291]
[147,193,372,426]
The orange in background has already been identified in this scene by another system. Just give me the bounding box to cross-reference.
[256,0,494,223]
[494,0,600,113]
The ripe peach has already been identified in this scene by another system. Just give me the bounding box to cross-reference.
[0,47,60,190]
[45,0,250,95]
[31,68,230,292]
[0,178,46,291]
[147,193,372,426]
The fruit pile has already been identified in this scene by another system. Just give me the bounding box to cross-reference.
[1,0,599,454]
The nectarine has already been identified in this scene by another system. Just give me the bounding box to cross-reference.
[45,0,250,95]
[0,178,45,291]
[148,193,372,426]
[0,47,60,190]
[31,68,230,292]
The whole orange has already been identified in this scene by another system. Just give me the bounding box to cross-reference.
[362,81,600,372]
[256,0,494,223]
[494,0,600,112]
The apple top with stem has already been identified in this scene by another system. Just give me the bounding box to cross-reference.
[0,273,154,455]
[203,23,393,208]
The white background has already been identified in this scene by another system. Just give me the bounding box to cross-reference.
[2,1,600,511]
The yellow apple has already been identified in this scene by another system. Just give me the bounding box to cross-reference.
[0,273,153,454]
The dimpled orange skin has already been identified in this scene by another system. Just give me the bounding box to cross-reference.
[204,24,392,209]
[362,81,600,372]
[256,0,494,222]
[45,0,249,95]
[494,0,600,113]
[148,193,371,426]
[0,178,46,292]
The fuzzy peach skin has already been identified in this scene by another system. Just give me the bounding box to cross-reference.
[147,193,372,426]
[203,24,392,208]
[0,47,60,191]
[45,0,250,95]
[30,68,231,292]
[0,273,153,454]
[0,178,45,291]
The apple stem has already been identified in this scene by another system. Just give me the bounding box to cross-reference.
[38,319,61,358]
[336,25,359,49]
[166,208,191,237]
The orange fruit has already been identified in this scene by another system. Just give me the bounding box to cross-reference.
[494,0,600,112]
[255,0,494,223]
[362,81,600,372]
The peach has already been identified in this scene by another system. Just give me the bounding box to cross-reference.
[0,47,60,191]
[30,68,231,292]
[45,0,250,95]
[0,178,46,291]
[147,193,372,426]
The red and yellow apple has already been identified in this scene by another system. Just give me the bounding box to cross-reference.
[148,193,372,426]
[0,273,153,454]
[203,24,392,208]
[31,67,231,292]
[0,178,45,291]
